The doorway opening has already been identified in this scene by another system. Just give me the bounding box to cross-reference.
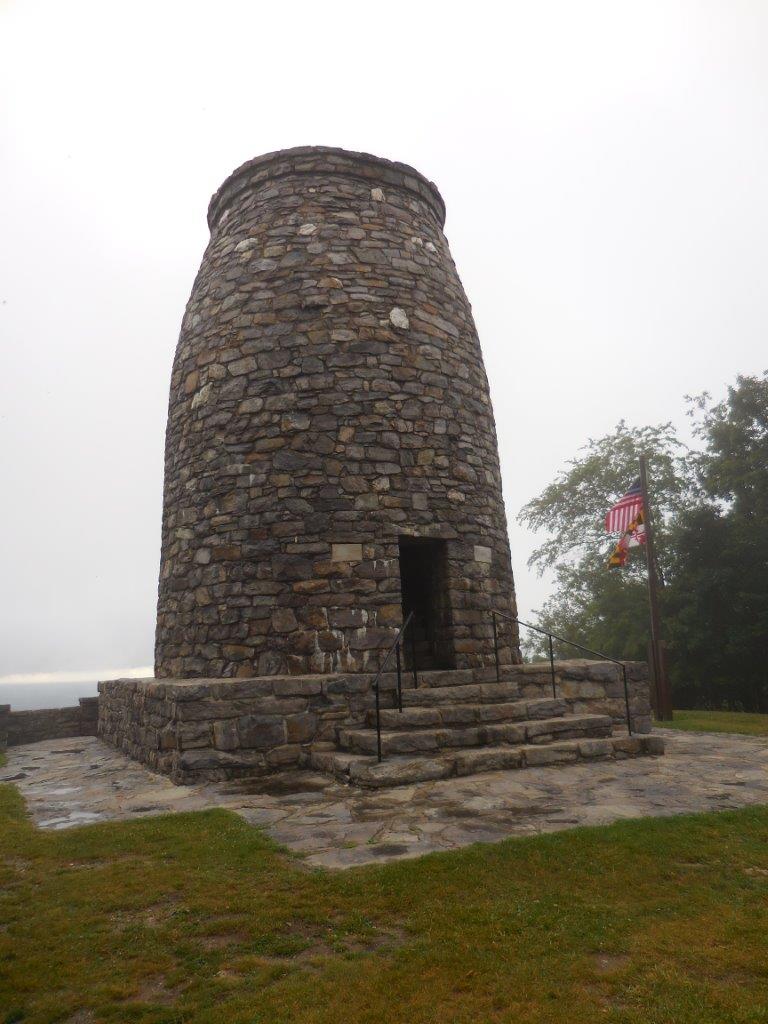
[397,536,454,670]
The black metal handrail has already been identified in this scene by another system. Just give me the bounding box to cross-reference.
[492,611,633,735]
[371,610,418,762]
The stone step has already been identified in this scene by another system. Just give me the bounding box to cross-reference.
[376,666,512,690]
[368,698,567,730]
[338,713,613,757]
[400,681,521,706]
[311,733,665,788]
[413,668,490,688]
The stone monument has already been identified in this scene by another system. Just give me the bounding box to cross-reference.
[155,146,519,679]
[99,148,658,787]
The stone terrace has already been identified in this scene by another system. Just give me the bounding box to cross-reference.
[98,660,655,787]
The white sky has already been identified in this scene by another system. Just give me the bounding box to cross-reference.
[1,0,767,682]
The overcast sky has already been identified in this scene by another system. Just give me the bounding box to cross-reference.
[2,1,767,683]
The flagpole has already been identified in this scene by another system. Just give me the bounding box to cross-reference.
[639,454,673,720]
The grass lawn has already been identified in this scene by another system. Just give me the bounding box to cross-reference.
[656,709,768,736]
[2,784,768,1023]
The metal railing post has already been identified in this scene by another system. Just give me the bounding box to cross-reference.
[493,611,500,682]
[548,633,556,699]
[369,610,415,765]
[409,621,418,688]
[622,663,632,735]
[375,680,382,762]
[396,641,403,713]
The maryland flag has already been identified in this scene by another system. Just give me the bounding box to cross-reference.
[608,509,646,568]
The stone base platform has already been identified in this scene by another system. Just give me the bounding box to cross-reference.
[99,661,655,787]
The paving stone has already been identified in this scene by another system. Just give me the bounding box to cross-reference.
[8,730,763,870]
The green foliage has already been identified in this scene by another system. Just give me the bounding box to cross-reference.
[691,371,768,511]
[520,557,651,662]
[669,372,768,708]
[520,420,693,579]
[518,373,768,708]
[518,421,695,661]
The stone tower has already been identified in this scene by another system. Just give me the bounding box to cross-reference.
[155,146,519,679]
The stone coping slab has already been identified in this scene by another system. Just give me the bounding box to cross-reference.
[4,730,768,870]
[100,670,484,698]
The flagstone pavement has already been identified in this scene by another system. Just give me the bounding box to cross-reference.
[3,730,767,869]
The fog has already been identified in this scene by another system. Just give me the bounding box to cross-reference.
[2,0,767,681]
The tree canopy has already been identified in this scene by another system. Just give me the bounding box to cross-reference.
[518,372,768,710]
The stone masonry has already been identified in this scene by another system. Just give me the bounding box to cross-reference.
[155,147,519,679]
[0,697,99,749]
[99,148,662,791]
[98,661,652,786]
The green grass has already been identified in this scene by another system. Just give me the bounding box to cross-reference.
[2,784,768,1023]
[656,709,768,736]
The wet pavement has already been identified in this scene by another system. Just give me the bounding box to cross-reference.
[3,730,767,869]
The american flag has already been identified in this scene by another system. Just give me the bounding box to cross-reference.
[605,478,644,533]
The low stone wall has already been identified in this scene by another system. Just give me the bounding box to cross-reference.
[0,697,99,748]
[99,660,652,785]
[98,672,405,784]
[510,660,652,735]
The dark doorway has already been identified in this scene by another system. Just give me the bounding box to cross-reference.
[397,537,454,670]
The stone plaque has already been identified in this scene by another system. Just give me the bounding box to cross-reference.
[331,543,363,563]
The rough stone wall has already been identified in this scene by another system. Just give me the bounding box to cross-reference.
[512,661,652,734]
[99,660,651,785]
[155,146,519,679]
[1,697,99,748]
[99,673,410,783]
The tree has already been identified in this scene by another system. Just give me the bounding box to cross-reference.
[666,373,768,709]
[518,374,768,710]
[517,421,696,662]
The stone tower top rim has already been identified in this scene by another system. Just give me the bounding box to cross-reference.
[207,146,447,231]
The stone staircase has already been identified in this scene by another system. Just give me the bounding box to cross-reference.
[310,667,663,788]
